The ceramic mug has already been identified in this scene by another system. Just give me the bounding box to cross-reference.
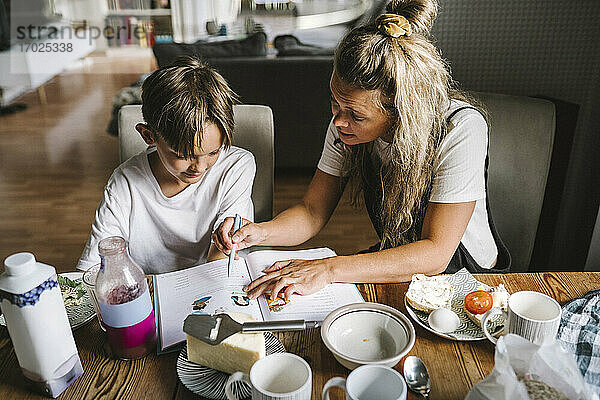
[322,364,407,400]
[225,353,311,400]
[482,290,561,345]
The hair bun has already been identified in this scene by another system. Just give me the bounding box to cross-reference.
[377,14,412,38]
[385,0,438,34]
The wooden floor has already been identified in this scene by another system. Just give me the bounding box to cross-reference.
[0,53,377,273]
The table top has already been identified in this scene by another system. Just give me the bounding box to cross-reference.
[1,271,599,400]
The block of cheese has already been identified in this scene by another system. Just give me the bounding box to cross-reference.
[406,274,454,313]
[186,312,266,374]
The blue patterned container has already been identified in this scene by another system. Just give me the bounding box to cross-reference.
[0,253,83,398]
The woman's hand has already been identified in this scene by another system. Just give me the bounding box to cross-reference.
[243,257,336,301]
[211,217,267,257]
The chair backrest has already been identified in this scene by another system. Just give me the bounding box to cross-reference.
[118,104,274,222]
[473,92,555,271]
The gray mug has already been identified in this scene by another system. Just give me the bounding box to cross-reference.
[482,290,561,345]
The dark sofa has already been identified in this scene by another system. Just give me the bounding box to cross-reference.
[202,56,335,170]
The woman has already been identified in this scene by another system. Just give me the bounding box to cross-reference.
[212,0,510,301]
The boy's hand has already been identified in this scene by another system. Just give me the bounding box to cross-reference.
[212,217,266,256]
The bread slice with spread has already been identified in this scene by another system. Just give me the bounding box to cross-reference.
[406,274,454,313]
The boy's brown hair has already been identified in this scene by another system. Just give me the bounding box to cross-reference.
[141,56,238,158]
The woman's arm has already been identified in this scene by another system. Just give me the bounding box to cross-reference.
[244,201,475,300]
[212,169,345,251]
[333,201,475,281]
[261,169,345,246]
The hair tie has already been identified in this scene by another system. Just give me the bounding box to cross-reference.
[376,14,412,38]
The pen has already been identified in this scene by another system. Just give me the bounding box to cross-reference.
[227,214,242,277]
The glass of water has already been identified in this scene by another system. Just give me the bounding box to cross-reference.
[82,264,105,331]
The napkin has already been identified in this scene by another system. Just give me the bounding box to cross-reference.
[557,288,600,394]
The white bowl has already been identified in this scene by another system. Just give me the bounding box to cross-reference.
[321,302,416,370]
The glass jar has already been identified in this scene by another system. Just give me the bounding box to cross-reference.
[96,236,157,359]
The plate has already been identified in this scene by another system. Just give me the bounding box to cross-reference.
[177,332,285,400]
[404,269,504,341]
[0,272,96,330]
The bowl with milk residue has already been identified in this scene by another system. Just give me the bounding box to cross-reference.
[321,302,416,370]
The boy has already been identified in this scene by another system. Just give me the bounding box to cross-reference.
[77,56,255,274]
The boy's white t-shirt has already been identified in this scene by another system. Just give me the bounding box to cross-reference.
[77,145,255,274]
[317,100,498,269]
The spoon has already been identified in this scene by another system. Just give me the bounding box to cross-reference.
[403,356,431,398]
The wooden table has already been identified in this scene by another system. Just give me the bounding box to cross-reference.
[1,272,599,399]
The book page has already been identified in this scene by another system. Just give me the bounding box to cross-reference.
[245,248,364,322]
[154,257,262,351]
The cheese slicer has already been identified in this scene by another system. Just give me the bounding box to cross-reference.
[183,313,320,345]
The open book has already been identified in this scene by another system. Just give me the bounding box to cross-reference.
[153,247,364,352]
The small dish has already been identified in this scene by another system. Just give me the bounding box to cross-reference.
[321,302,416,370]
[404,268,504,341]
[177,332,285,400]
[428,307,461,333]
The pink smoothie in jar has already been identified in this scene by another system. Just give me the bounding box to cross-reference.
[100,283,157,359]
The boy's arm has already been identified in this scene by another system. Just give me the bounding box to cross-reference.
[211,151,256,239]
[77,179,130,270]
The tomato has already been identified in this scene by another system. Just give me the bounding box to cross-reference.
[464,290,493,315]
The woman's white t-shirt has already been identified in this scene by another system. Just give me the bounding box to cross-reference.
[317,100,498,269]
[77,146,255,274]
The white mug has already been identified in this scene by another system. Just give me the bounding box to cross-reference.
[482,290,561,345]
[322,364,407,400]
[225,353,311,400]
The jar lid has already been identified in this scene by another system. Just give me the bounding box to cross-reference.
[98,236,127,256]
[0,253,55,295]
[4,252,36,276]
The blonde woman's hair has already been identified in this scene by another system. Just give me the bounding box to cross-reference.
[335,0,473,249]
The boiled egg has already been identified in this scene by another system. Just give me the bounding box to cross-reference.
[428,308,460,333]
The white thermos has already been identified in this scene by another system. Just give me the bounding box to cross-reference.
[0,252,83,397]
